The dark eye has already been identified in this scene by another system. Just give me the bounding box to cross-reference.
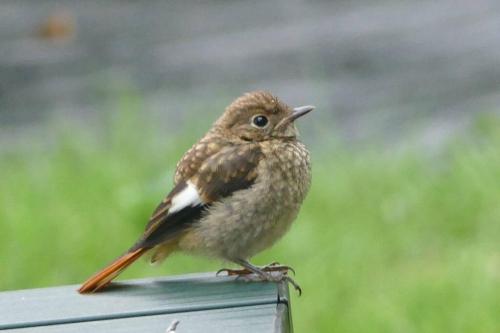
[252,115,268,128]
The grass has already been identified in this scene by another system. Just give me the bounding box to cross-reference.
[0,103,499,332]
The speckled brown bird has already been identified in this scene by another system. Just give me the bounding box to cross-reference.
[78,91,313,294]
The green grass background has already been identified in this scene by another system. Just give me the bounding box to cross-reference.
[1,98,499,332]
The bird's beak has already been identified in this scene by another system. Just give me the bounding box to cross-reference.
[290,105,315,122]
[275,105,314,130]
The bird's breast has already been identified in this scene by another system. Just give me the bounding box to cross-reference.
[178,140,311,260]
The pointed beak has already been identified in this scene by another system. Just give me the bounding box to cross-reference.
[275,105,314,130]
[290,105,315,122]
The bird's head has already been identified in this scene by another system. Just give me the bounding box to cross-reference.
[214,91,314,142]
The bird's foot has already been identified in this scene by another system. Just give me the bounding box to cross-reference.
[216,261,301,295]
[217,262,295,276]
[237,270,302,295]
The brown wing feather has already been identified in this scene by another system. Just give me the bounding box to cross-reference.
[192,144,262,202]
[133,144,263,250]
[174,138,225,183]
[143,181,188,236]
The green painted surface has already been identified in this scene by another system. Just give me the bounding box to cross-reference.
[5,305,283,333]
[0,273,290,332]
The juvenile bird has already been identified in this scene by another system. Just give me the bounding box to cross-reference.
[78,91,313,294]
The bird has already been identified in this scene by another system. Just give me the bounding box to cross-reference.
[78,91,313,294]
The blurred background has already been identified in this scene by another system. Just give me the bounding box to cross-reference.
[0,1,499,332]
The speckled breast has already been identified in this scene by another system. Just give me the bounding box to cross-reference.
[182,139,311,260]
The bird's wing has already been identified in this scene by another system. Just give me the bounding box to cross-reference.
[131,144,263,250]
[79,144,263,293]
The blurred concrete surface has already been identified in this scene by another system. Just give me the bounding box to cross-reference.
[0,0,499,147]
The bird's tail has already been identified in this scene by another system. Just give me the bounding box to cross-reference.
[78,247,148,294]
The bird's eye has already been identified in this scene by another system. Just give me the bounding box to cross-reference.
[251,115,268,128]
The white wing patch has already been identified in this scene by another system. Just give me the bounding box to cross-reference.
[169,181,202,214]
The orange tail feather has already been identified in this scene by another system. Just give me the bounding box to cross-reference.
[78,247,148,294]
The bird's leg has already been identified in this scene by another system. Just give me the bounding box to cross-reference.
[236,259,302,295]
[217,259,301,295]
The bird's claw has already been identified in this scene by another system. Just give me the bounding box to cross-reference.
[283,275,302,295]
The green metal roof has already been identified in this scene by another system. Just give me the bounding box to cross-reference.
[0,273,292,332]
